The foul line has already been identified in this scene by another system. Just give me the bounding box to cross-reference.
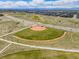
[0,27,30,38]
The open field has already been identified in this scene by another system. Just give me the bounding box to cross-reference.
[9,12,79,28]
[14,27,64,40]
[0,12,79,59]
[0,13,79,50]
[1,13,79,49]
[0,20,25,36]
[1,49,79,59]
[0,43,37,58]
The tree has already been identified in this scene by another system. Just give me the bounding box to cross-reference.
[0,14,4,16]
[32,15,40,21]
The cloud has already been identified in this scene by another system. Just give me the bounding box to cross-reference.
[0,0,45,8]
[0,1,14,8]
[32,0,44,4]
[0,0,78,9]
[41,0,79,8]
[0,1,30,8]
[53,0,79,6]
[15,1,29,7]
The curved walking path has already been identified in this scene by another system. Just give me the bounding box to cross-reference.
[0,38,79,53]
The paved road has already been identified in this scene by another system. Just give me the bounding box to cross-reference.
[5,15,79,32]
[5,15,38,26]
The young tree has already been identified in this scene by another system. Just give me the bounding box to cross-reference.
[32,15,40,21]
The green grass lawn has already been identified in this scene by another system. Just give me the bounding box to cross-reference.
[14,27,64,40]
[1,50,79,59]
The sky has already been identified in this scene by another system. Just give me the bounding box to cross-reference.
[0,0,78,9]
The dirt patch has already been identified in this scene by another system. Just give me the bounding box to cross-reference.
[30,25,46,31]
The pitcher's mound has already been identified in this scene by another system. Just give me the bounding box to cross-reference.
[31,25,46,31]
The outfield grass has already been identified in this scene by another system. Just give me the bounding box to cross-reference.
[1,50,79,59]
[14,27,64,40]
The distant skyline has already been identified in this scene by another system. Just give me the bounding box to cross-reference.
[0,0,78,9]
